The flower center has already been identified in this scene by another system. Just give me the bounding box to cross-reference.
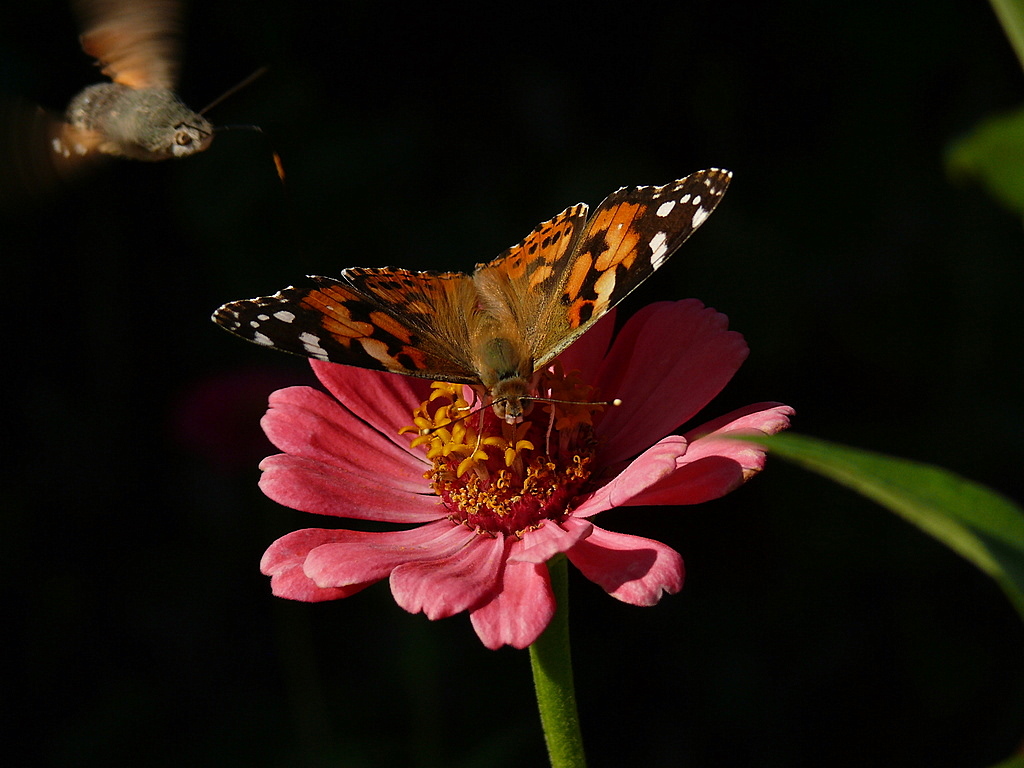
[401,364,604,537]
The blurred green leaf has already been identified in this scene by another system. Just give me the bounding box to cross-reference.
[749,432,1024,620]
[988,753,1024,768]
[948,105,1024,214]
[989,0,1024,72]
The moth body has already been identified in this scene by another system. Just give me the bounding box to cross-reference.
[65,82,211,160]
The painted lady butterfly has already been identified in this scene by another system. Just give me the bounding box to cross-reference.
[213,168,732,422]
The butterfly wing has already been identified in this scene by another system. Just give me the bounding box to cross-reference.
[531,168,733,366]
[470,202,590,348]
[212,271,482,383]
[75,0,181,89]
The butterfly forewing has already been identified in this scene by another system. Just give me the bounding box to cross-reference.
[532,168,732,366]
[213,274,480,383]
[340,267,481,378]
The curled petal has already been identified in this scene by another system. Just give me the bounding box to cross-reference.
[567,526,683,606]
[576,437,689,515]
[508,517,593,563]
[390,534,507,620]
[684,401,795,442]
[470,560,555,650]
[580,403,795,511]
[259,454,443,523]
[260,528,372,602]
[303,520,473,586]
[627,401,795,506]
[594,301,749,464]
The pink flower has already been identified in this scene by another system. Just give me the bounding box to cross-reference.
[259,300,793,649]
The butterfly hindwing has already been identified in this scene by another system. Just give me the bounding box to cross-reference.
[471,203,588,318]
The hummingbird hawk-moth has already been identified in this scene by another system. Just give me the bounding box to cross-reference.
[0,0,233,202]
[54,0,213,162]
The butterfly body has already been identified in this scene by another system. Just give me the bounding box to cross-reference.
[214,169,733,422]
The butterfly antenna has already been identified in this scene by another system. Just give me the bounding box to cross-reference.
[530,396,623,409]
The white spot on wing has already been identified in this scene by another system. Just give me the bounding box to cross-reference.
[649,231,670,268]
[299,332,330,360]
[253,332,274,346]
[274,310,296,323]
[656,200,676,217]
[692,207,710,229]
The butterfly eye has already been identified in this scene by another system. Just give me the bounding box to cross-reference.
[175,130,194,147]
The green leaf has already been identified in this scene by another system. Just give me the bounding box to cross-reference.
[947,105,1024,215]
[747,432,1024,620]
[988,753,1024,768]
[989,0,1024,72]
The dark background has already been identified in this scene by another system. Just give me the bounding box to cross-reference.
[3,1,1023,766]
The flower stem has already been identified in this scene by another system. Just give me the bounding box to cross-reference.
[529,555,587,768]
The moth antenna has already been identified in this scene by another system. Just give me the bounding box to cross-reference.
[198,66,270,116]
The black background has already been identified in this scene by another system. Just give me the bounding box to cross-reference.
[2,1,1023,766]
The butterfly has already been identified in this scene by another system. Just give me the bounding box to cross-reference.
[213,168,733,423]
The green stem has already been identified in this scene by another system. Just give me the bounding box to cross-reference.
[989,0,1024,72]
[529,555,587,768]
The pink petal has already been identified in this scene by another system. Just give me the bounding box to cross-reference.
[593,301,749,464]
[260,528,372,602]
[390,534,507,620]
[262,386,429,490]
[259,454,443,523]
[627,402,794,506]
[566,526,683,606]
[470,560,555,649]
[508,517,594,563]
[555,308,616,375]
[626,402,793,505]
[579,403,795,510]
[683,401,795,442]
[302,520,473,586]
[311,361,434,452]
[269,567,368,602]
[574,437,689,515]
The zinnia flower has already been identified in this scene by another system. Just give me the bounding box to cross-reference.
[259,300,793,649]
